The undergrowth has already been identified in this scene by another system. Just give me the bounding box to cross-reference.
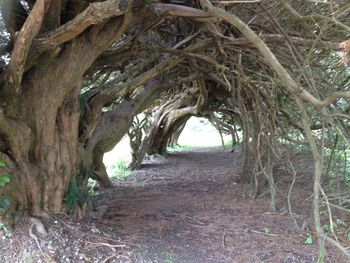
[109,159,132,180]
[0,159,12,238]
[167,145,196,153]
[66,165,90,214]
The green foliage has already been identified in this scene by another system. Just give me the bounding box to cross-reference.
[304,233,313,245]
[167,145,195,153]
[0,160,10,187]
[0,221,12,239]
[323,219,347,234]
[334,219,347,228]
[325,145,350,190]
[0,159,12,232]
[0,174,10,187]
[66,165,90,214]
[110,159,132,180]
[66,177,80,214]
[0,197,11,233]
[87,178,97,196]
[0,160,6,168]
[264,227,270,234]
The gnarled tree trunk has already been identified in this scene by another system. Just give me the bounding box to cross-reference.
[133,79,208,168]
[167,121,187,148]
[85,81,166,184]
[0,0,132,217]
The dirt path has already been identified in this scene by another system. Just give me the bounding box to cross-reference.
[91,147,346,262]
[1,147,348,263]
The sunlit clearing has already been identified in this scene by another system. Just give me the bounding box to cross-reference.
[103,117,231,178]
[103,136,132,178]
[178,117,230,147]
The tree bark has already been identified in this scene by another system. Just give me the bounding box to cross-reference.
[86,81,166,185]
[167,121,186,147]
[0,6,132,216]
[133,80,208,168]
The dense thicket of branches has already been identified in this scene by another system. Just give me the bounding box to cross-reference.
[0,0,349,259]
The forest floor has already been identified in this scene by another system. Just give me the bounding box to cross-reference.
[0,147,349,263]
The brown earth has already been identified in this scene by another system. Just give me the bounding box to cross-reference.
[0,147,349,262]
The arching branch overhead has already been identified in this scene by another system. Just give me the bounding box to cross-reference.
[0,0,349,258]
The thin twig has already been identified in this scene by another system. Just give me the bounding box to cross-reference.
[222,231,226,250]
[286,157,300,230]
[102,253,117,263]
[85,241,127,248]
[250,229,281,237]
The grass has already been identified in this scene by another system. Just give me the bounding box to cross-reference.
[104,135,132,180]
[109,159,132,181]
[167,145,196,153]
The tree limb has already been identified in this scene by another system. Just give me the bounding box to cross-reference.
[279,0,350,32]
[149,3,212,18]
[199,0,349,110]
[34,0,128,51]
[5,0,47,93]
[207,24,345,50]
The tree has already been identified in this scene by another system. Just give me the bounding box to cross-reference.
[0,0,349,259]
[0,0,178,217]
[0,0,216,217]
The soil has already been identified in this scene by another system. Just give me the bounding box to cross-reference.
[0,147,349,263]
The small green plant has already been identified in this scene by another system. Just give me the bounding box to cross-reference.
[323,219,348,233]
[163,252,175,263]
[110,159,132,180]
[0,221,12,239]
[0,160,10,187]
[66,177,83,214]
[0,173,10,187]
[264,227,270,234]
[87,178,97,196]
[304,233,313,245]
[0,160,12,238]
[334,219,347,228]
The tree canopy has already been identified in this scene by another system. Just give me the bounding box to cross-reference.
[0,0,349,259]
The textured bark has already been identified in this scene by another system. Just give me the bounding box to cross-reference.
[4,0,47,93]
[128,115,150,170]
[207,113,237,151]
[0,2,133,216]
[167,122,186,147]
[0,0,216,217]
[86,81,166,186]
[133,79,208,168]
